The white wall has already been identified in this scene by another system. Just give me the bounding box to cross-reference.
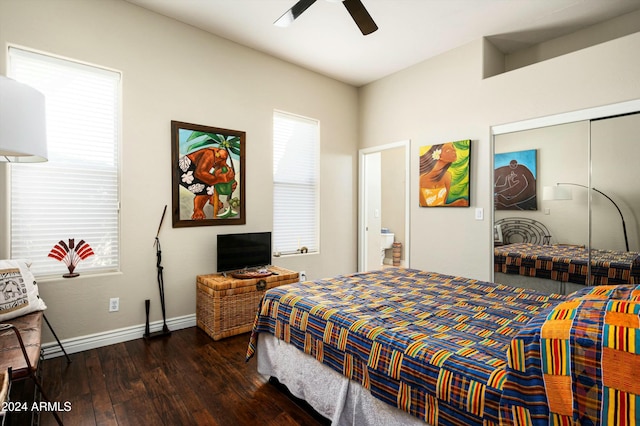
[0,0,359,341]
[359,31,640,280]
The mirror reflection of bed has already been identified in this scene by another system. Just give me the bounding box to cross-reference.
[493,111,640,294]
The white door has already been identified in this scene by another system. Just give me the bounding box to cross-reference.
[364,152,382,271]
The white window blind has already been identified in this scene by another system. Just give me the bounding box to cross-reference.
[8,47,121,277]
[273,111,319,255]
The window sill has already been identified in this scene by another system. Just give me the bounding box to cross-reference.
[36,270,123,283]
[273,251,318,258]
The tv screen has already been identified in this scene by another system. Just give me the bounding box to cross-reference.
[217,232,272,272]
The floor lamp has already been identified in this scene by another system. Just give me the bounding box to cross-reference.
[543,182,629,251]
[1,76,71,362]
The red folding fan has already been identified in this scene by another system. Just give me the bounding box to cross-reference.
[48,238,95,278]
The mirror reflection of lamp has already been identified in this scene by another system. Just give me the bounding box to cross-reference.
[543,182,629,251]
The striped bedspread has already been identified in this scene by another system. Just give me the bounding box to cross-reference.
[501,284,640,425]
[246,268,563,425]
[494,243,640,285]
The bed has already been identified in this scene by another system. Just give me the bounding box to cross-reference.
[246,268,640,425]
[495,242,640,286]
[493,217,640,293]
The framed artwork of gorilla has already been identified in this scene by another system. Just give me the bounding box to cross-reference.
[171,121,246,227]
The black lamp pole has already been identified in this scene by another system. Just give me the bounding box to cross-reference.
[557,182,629,251]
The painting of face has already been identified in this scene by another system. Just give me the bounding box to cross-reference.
[419,139,470,207]
[494,149,537,211]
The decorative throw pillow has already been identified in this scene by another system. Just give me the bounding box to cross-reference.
[0,259,47,322]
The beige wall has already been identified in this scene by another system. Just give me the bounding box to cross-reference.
[495,122,590,247]
[2,0,640,345]
[0,0,359,341]
[359,31,640,280]
[505,10,640,72]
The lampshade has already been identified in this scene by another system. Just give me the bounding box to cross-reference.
[0,75,47,162]
[542,185,572,201]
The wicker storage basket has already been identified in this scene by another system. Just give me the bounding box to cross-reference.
[196,266,299,340]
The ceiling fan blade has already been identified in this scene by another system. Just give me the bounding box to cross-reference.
[342,0,378,35]
[274,0,318,27]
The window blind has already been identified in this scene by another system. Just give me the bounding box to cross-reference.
[273,111,319,255]
[9,47,121,277]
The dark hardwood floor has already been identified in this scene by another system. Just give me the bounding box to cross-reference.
[9,328,330,426]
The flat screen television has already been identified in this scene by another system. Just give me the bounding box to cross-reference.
[217,232,272,273]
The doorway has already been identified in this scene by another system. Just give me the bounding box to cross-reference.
[358,140,410,272]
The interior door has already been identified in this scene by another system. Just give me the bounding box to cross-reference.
[364,152,382,271]
[358,140,410,272]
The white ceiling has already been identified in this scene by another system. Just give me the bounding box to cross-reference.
[125,0,640,87]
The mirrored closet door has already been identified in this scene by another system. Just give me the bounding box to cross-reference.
[492,103,640,294]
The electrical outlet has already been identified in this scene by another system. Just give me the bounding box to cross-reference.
[299,270,307,281]
[109,297,119,312]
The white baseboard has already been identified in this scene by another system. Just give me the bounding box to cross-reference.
[41,314,197,359]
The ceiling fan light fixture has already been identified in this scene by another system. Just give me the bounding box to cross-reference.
[274,0,317,27]
[274,0,377,35]
[274,14,294,27]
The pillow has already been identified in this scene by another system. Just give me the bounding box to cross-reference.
[0,259,47,322]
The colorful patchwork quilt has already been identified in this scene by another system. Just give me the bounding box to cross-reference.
[494,243,640,285]
[246,268,564,425]
[501,284,640,425]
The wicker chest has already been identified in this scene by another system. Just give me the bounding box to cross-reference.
[196,266,299,340]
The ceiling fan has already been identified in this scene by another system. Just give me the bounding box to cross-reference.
[274,0,378,35]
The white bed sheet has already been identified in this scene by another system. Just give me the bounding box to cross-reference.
[257,333,428,426]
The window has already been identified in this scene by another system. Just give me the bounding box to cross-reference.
[8,47,121,277]
[273,111,319,255]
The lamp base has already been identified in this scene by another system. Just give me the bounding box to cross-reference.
[63,272,79,278]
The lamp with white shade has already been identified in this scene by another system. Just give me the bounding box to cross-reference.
[0,75,48,162]
[0,76,71,371]
[542,185,572,201]
[543,182,629,251]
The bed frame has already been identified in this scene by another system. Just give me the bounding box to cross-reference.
[494,217,552,246]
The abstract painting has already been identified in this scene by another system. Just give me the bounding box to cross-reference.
[494,149,537,210]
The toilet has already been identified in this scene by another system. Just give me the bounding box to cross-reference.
[381,232,394,265]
